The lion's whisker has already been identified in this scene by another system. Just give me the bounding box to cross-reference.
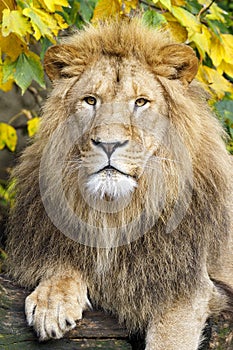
[149,156,180,163]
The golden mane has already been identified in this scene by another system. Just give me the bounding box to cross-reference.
[44,19,198,83]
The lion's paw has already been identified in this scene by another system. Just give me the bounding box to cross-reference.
[25,275,90,341]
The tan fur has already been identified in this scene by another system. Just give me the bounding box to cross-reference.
[6,20,233,348]
[25,271,89,340]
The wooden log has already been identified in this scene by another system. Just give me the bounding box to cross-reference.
[3,273,231,350]
[0,275,132,350]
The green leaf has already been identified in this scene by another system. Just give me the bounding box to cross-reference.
[16,0,30,10]
[143,10,167,28]
[62,0,80,25]
[184,0,202,15]
[14,52,45,94]
[215,99,233,138]
[40,36,53,60]
[0,179,16,206]
[205,19,222,38]
[2,60,17,83]
[79,0,96,22]
[215,100,233,122]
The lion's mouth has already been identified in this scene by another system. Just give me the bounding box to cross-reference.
[87,165,137,199]
[95,165,131,177]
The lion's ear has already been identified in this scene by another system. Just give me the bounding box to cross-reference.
[157,44,198,84]
[44,44,77,81]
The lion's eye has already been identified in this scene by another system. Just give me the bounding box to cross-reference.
[84,96,97,106]
[135,98,149,107]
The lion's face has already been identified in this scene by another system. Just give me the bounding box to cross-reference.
[43,21,199,236]
[63,56,169,200]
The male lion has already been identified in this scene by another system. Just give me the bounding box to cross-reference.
[6,20,233,350]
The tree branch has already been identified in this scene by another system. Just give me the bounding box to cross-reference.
[197,0,216,21]
[139,0,162,12]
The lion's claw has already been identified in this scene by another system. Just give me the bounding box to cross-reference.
[25,275,89,341]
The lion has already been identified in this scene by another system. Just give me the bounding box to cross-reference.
[6,19,233,350]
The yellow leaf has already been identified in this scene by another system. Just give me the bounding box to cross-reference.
[23,6,61,41]
[54,13,69,30]
[197,65,233,99]
[221,34,233,64]
[166,20,187,43]
[210,35,225,67]
[0,123,17,151]
[1,9,32,38]
[27,117,40,137]
[189,24,211,59]
[206,6,226,23]
[0,0,15,21]
[156,0,171,10]
[217,61,233,79]
[172,6,201,37]
[92,0,121,22]
[0,33,27,60]
[209,33,233,68]
[0,80,13,92]
[171,0,186,5]
[38,0,69,12]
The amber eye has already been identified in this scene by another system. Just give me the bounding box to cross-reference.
[135,98,149,107]
[84,96,97,106]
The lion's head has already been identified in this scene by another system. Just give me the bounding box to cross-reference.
[33,19,229,249]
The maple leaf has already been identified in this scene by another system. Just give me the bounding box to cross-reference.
[22,6,67,41]
[217,61,233,79]
[189,25,211,59]
[197,65,233,99]
[1,9,32,38]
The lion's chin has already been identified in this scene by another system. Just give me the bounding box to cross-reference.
[85,171,137,199]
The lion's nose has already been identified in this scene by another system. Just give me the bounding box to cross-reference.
[91,139,128,158]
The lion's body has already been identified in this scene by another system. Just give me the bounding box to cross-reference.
[6,20,233,349]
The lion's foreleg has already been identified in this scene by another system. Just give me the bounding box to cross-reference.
[145,283,219,350]
[25,271,90,341]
